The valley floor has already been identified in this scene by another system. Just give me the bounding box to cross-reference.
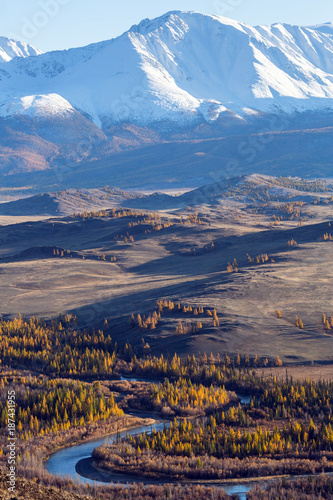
[1,176,333,363]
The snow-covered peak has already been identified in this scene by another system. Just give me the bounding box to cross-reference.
[0,12,333,127]
[0,36,41,63]
[129,10,247,35]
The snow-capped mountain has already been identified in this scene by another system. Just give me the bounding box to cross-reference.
[0,37,41,63]
[0,11,333,185]
[1,11,333,126]
[308,22,333,35]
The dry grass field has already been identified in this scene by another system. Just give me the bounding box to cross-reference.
[0,178,333,365]
[257,364,333,382]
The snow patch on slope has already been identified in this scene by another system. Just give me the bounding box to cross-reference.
[0,94,75,118]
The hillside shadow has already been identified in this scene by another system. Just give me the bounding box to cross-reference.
[127,220,327,277]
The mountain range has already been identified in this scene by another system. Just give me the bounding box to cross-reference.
[0,11,333,190]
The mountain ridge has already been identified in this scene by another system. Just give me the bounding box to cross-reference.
[0,36,41,62]
[1,11,333,125]
[0,11,333,185]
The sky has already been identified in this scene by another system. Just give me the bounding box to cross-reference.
[1,0,332,52]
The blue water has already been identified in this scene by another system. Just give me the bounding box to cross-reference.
[46,421,167,485]
[46,387,255,498]
[46,425,252,498]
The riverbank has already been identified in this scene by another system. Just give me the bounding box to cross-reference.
[92,445,333,484]
[44,415,156,465]
[82,455,332,487]
[0,473,90,500]
[80,456,292,486]
[0,471,232,500]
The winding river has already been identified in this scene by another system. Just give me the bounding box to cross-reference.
[45,389,255,499]
[46,421,254,499]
